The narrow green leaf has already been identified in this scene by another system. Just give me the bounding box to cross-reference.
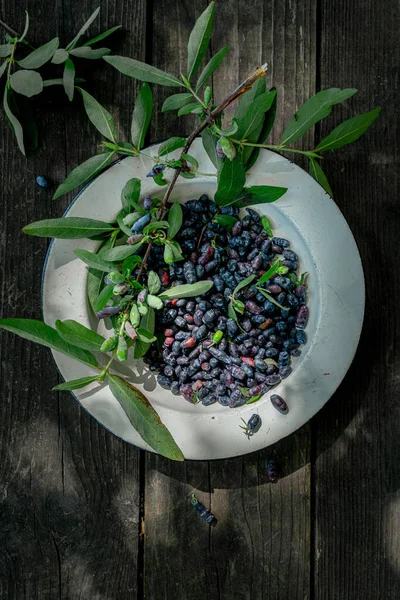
[55,319,105,351]
[3,86,25,155]
[0,318,98,367]
[144,221,169,234]
[315,107,381,152]
[281,88,358,145]
[195,45,229,91]
[181,153,198,169]
[10,70,43,97]
[236,92,275,141]
[0,61,8,80]
[147,271,161,294]
[74,248,115,272]
[161,93,192,112]
[201,128,222,169]
[246,393,262,405]
[122,255,142,278]
[18,37,59,69]
[258,260,283,285]
[228,301,239,325]
[260,215,273,237]
[159,280,214,299]
[234,77,266,121]
[121,177,141,209]
[19,11,30,43]
[78,87,116,141]
[245,88,277,170]
[233,274,256,296]
[213,214,237,231]
[167,201,183,239]
[95,283,114,312]
[215,120,239,137]
[51,48,69,64]
[53,375,99,391]
[256,288,289,310]
[53,152,112,200]
[87,267,103,314]
[108,374,184,460]
[234,185,288,207]
[158,137,186,156]
[137,328,157,343]
[309,157,333,196]
[116,208,133,236]
[187,2,215,79]
[98,243,142,261]
[214,154,246,206]
[104,55,182,87]
[0,44,13,58]
[63,58,75,101]
[43,77,85,87]
[66,7,101,50]
[177,102,201,116]
[131,83,153,150]
[69,46,110,59]
[134,307,155,359]
[23,217,115,238]
[232,299,245,314]
[83,25,122,47]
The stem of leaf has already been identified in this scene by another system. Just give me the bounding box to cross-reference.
[231,140,322,159]
[6,39,18,81]
[98,351,116,382]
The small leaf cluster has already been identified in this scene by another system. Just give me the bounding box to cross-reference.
[0,7,121,155]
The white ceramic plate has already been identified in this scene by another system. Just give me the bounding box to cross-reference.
[42,138,364,460]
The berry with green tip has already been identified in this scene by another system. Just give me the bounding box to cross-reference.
[117,336,128,362]
[100,336,118,352]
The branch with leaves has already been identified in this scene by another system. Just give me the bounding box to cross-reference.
[0,2,381,460]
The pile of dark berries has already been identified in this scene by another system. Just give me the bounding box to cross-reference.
[143,194,309,408]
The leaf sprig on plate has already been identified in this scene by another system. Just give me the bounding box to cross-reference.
[0,3,380,460]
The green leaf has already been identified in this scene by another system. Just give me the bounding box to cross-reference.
[51,49,69,64]
[143,221,169,234]
[95,283,114,312]
[108,374,184,460]
[177,102,202,116]
[0,318,98,367]
[134,307,155,359]
[74,248,115,272]
[246,393,262,405]
[159,280,214,299]
[53,152,112,200]
[137,328,157,343]
[0,61,8,80]
[18,37,59,69]
[104,55,182,87]
[154,173,168,186]
[87,238,114,315]
[53,375,99,391]
[260,215,273,236]
[256,287,289,310]
[82,25,122,47]
[55,319,105,351]
[228,301,239,325]
[236,91,275,141]
[214,120,239,137]
[69,46,110,59]
[78,87,116,142]
[10,70,43,97]
[258,260,283,285]
[167,201,183,239]
[98,243,142,261]
[121,178,141,209]
[195,45,229,91]
[66,6,100,50]
[23,217,115,238]
[148,271,161,294]
[159,137,186,156]
[214,154,246,206]
[232,299,245,314]
[233,274,256,296]
[234,185,288,207]
[163,240,184,264]
[245,88,277,170]
[3,86,25,155]
[161,93,192,112]
[315,107,381,152]
[19,11,30,42]
[43,77,85,87]
[63,58,75,101]
[116,208,133,236]
[122,255,142,278]
[201,128,222,169]
[131,83,153,150]
[0,44,13,58]
[235,77,266,121]
[213,214,237,231]
[187,2,215,79]
[179,171,195,179]
[309,157,333,196]
[281,88,358,145]
[181,153,199,169]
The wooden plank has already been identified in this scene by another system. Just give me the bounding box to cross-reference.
[0,2,145,598]
[315,1,400,599]
[144,1,316,599]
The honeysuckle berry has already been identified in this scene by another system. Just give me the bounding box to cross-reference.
[219,136,236,160]
[113,283,129,295]
[36,175,49,188]
[131,213,151,233]
[123,211,142,227]
[191,494,216,525]
[117,336,128,362]
[147,294,163,310]
[146,164,165,177]
[100,336,118,353]
[137,289,147,303]
[127,234,143,245]
[96,305,121,319]
[130,303,140,327]
[143,195,153,210]
[270,394,289,414]
[124,321,137,340]
[267,458,280,483]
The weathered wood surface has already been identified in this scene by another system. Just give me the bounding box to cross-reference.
[0,0,399,599]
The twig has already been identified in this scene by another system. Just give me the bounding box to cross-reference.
[136,62,268,281]
[0,17,19,37]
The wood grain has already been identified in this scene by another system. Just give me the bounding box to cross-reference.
[0,2,145,598]
[314,1,400,599]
